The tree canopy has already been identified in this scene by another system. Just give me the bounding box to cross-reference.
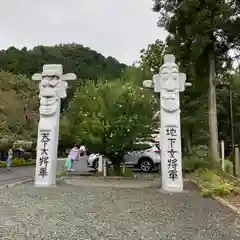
[60,76,158,170]
[139,39,166,74]
[0,43,126,79]
[0,71,38,139]
[145,0,240,161]
[0,43,127,142]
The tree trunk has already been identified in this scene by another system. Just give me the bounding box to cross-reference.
[208,49,219,162]
[113,163,122,176]
[187,138,192,154]
[107,153,123,176]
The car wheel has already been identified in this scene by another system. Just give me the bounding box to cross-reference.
[139,158,153,172]
[93,159,99,170]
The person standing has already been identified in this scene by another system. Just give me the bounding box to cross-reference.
[7,147,13,171]
[68,144,80,171]
[79,145,86,156]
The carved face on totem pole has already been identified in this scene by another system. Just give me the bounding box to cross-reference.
[159,55,186,112]
[32,66,69,117]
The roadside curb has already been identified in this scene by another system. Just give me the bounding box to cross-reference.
[214,196,240,215]
[0,164,35,168]
[61,175,160,181]
[0,178,34,189]
[185,179,240,215]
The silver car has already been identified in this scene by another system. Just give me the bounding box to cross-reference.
[87,144,161,172]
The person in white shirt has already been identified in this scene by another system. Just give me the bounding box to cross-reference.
[79,145,86,156]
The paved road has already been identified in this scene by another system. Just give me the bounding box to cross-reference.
[0,180,239,239]
[0,166,35,186]
[0,156,159,186]
[0,157,90,186]
[58,156,90,171]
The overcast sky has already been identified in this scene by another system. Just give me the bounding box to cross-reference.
[0,0,167,65]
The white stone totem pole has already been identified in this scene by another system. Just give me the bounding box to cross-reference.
[143,54,187,192]
[32,64,76,187]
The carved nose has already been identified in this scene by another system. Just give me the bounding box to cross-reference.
[41,88,55,97]
[42,79,49,86]
[166,79,177,89]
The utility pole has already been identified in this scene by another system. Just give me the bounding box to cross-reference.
[229,87,236,176]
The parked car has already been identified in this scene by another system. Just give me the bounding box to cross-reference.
[87,144,161,172]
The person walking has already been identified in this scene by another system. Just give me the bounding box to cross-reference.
[7,147,13,171]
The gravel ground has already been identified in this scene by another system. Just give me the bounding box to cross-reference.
[0,181,240,240]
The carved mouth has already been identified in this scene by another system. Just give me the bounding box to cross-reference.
[162,95,176,100]
[161,101,179,112]
[39,106,54,111]
[40,98,58,106]
[39,107,55,116]
[163,97,175,100]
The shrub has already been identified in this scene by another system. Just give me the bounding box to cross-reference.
[106,164,133,177]
[228,151,234,162]
[183,146,214,174]
[12,158,26,164]
[0,138,14,151]
[122,167,133,177]
[201,181,239,198]
[0,158,35,167]
[191,169,240,198]
[224,159,233,175]
[197,169,219,182]
[56,169,68,178]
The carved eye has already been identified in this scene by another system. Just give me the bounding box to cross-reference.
[172,74,178,80]
[161,72,167,78]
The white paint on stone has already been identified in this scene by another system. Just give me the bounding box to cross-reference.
[98,155,103,173]
[103,157,107,177]
[144,54,187,192]
[32,64,76,187]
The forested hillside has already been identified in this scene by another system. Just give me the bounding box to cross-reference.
[0,43,127,142]
[0,43,126,78]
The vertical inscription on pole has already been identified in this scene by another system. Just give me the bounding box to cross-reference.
[143,55,186,192]
[38,131,50,178]
[32,64,76,187]
[166,126,178,181]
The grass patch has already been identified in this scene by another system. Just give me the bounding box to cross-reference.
[188,169,240,198]
[0,158,35,167]
[107,165,133,177]
[56,169,68,178]
[122,167,133,177]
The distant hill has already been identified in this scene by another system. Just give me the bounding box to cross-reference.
[0,43,127,116]
[0,43,127,79]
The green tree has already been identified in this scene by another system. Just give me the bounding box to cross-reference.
[0,43,127,115]
[152,0,240,161]
[60,77,157,173]
[0,71,38,139]
[0,44,126,79]
[217,72,240,152]
[139,39,166,74]
[121,66,152,85]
